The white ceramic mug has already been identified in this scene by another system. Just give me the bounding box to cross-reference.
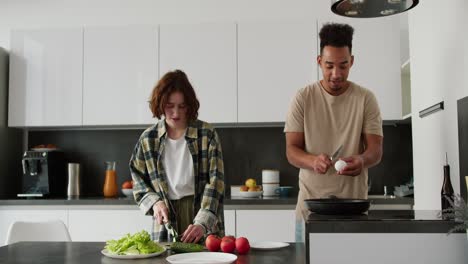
[263,183,280,196]
[262,169,279,183]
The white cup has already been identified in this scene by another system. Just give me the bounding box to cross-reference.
[262,169,279,184]
[263,183,280,196]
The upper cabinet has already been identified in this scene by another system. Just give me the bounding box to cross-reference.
[83,26,158,125]
[238,21,318,123]
[9,29,83,127]
[318,17,402,120]
[9,19,404,127]
[159,23,237,123]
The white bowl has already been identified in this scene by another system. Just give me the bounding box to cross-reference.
[122,188,133,197]
[239,190,263,198]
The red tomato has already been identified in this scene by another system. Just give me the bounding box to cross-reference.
[235,237,250,254]
[220,239,236,253]
[122,180,133,189]
[222,235,235,242]
[205,234,221,252]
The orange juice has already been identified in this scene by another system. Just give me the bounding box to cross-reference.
[103,161,118,197]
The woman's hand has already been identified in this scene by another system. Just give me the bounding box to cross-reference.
[181,224,205,243]
[153,200,169,224]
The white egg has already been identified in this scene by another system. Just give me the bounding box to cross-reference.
[334,159,347,172]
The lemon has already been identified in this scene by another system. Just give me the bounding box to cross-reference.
[245,178,257,188]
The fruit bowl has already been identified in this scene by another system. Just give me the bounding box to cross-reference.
[122,188,133,197]
[239,190,263,198]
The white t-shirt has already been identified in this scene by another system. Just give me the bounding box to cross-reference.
[163,134,195,200]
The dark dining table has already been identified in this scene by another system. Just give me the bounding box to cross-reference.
[0,241,305,264]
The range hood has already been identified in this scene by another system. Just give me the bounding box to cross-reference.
[331,0,419,18]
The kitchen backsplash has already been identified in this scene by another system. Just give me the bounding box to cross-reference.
[25,124,413,197]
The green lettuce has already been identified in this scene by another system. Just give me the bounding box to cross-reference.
[105,230,164,255]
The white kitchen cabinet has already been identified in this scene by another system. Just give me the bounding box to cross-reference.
[68,208,152,242]
[317,17,402,120]
[236,210,295,242]
[0,207,68,246]
[238,21,318,123]
[83,26,158,125]
[8,29,83,127]
[160,23,237,123]
[224,209,236,237]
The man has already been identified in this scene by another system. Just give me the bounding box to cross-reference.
[284,23,383,241]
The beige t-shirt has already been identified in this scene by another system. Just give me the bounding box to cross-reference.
[284,81,383,217]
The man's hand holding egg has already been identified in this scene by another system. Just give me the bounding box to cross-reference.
[334,159,347,172]
[336,155,364,176]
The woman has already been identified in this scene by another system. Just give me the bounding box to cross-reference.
[130,70,225,243]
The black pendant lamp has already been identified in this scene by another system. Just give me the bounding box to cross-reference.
[331,0,419,18]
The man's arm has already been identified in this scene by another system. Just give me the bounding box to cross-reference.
[339,133,383,176]
[285,132,332,174]
[360,133,383,168]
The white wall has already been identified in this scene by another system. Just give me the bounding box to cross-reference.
[0,0,337,50]
[409,0,468,209]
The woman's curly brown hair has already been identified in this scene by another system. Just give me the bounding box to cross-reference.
[149,69,200,121]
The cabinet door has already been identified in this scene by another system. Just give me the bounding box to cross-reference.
[68,209,152,241]
[0,207,68,246]
[317,17,402,120]
[83,26,158,125]
[238,21,318,122]
[8,29,83,127]
[160,23,237,123]
[236,210,295,242]
[224,209,236,237]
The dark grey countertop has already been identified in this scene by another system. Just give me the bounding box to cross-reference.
[0,194,414,208]
[0,196,137,206]
[0,241,306,264]
[304,210,464,233]
[226,195,413,205]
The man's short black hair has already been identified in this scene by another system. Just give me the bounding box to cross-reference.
[319,23,354,54]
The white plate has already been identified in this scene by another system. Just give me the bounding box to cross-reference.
[239,191,263,198]
[31,148,59,151]
[250,241,290,250]
[166,252,237,264]
[101,248,166,259]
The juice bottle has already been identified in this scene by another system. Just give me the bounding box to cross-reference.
[103,161,118,198]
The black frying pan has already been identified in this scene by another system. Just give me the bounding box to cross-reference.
[304,198,371,215]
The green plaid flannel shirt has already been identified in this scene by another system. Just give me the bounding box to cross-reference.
[129,119,225,241]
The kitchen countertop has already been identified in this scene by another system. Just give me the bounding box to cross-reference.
[0,241,306,264]
[0,197,138,206]
[303,210,464,233]
[0,194,414,209]
[303,210,467,264]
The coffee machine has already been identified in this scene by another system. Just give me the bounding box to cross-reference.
[18,150,67,198]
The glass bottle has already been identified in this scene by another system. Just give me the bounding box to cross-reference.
[441,153,454,211]
[103,161,118,198]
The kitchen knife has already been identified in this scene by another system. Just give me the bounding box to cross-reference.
[156,181,180,242]
[330,144,343,162]
[164,222,179,242]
